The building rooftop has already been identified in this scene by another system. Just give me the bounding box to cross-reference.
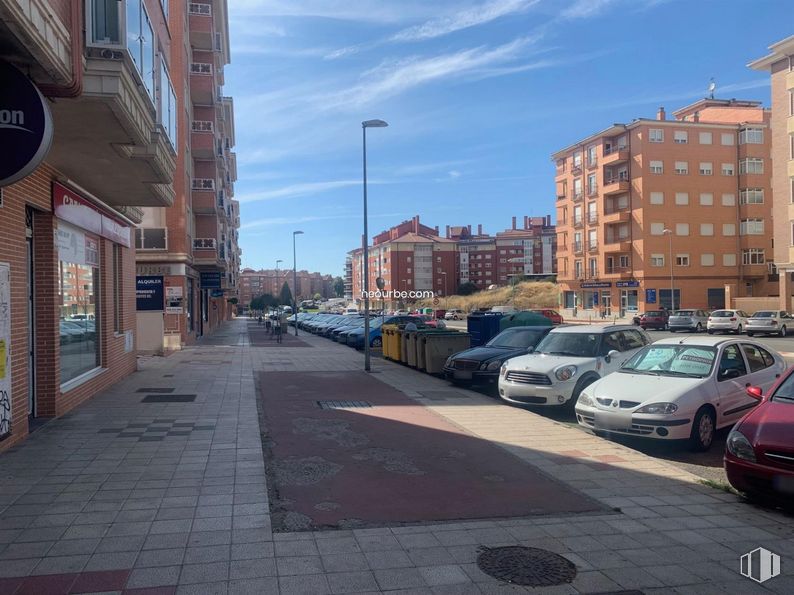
[748,34,794,70]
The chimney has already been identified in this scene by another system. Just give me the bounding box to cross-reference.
[445,225,450,238]
[657,106,666,121]
[413,215,419,233]
[693,111,700,123]
[512,216,517,230]
[524,216,529,229]
[434,226,439,235]
[467,224,472,235]
[477,224,482,235]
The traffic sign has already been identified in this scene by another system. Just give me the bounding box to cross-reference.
[433,297,440,305]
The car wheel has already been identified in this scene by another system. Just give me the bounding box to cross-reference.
[371,337,382,348]
[747,332,754,337]
[567,377,597,414]
[780,325,787,338]
[736,324,743,334]
[695,323,702,332]
[689,407,716,452]
[707,329,713,335]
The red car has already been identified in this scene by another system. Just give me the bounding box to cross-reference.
[724,374,794,504]
[529,309,564,325]
[639,310,669,330]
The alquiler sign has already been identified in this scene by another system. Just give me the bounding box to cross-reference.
[0,60,54,187]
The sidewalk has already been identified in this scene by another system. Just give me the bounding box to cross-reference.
[0,318,790,594]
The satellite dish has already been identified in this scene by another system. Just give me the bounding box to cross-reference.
[708,78,716,99]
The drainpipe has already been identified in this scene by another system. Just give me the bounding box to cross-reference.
[38,0,83,97]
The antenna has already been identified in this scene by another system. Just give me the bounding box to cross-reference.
[708,77,716,99]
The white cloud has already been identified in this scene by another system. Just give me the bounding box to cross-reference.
[561,0,618,19]
[231,0,438,24]
[236,180,363,204]
[448,170,462,178]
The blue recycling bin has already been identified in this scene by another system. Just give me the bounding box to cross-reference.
[466,311,504,347]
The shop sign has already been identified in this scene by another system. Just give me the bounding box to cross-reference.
[0,263,11,440]
[57,221,99,267]
[136,276,164,311]
[581,281,612,288]
[645,288,657,304]
[616,281,640,288]
[166,285,183,314]
[136,264,188,277]
[0,61,54,187]
[53,183,131,248]
[200,272,222,289]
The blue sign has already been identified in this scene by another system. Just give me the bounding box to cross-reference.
[200,272,222,289]
[136,276,164,311]
[616,281,640,288]
[645,288,657,304]
[0,61,54,187]
[210,289,224,298]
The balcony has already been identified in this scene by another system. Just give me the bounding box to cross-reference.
[586,158,598,169]
[190,63,215,104]
[188,3,215,50]
[587,241,598,253]
[604,238,632,253]
[573,217,584,229]
[572,190,584,202]
[602,209,630,224]
[193,237,223,267]
[191,121,217,159]
[604,265,632,277]
[193,190,224,215]
[587,213,598,224]
[602,148,629,166]
[587,184,598,197]
[572,163,583,175]
[573,242,584,255]
[602,178,630,195]
[742,263,768,279]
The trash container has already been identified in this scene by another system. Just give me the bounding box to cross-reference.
[466,311,504,347]
[405,330,419,367]
[382,324,399,360]
[499,311,552,332]
[423,332,472,374]
[399,328,410,364]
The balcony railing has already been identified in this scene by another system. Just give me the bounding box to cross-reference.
[192,120,214,132]
[573,217,584,228]
[588,241,598,252]
[587,213,598,224]
[192,178,215,191]
[605,266,631,275]
[586,158,598,169]
[190,62,213,75]
[573,242,584,254]
[587,184,598,196]
[188,3,212,16]
[193,238,216,250]
[603,145,627,155]
[573,190,584,202]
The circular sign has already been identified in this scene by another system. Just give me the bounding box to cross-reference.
[375,276,385,290]
[433,297,440,305]
[0,61,54,187]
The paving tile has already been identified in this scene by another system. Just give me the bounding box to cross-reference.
[95,535,147,553]
[321,553,369,573]
[0,558,42,578]
[274,540,318,557]
[229,557,277,580]
[0,541,54,559]
[30,554,89,575]
[315,537,361,556]
[70,568,130,593]
[184,545,231,565]
[126,565,182,588]
[276,556,324,576]
[15,572,77,595]
[373,567,427,590]
[174,581,228,594]
[179,561,230,584]
[278,573,331,595]
[83,550,138,571]
[230,542,274,560]
[143,533,191,551]
[363,549,413,570]
[326,570,379,594]
[135,548,187,568]
[228,577,279,594]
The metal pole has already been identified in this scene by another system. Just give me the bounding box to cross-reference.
[293,234,299,336]
[669,232,674,311]
[363,125,371,372]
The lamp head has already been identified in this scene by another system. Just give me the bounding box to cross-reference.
[293,230,304,236]
[362,119,388,128]
[662,229,672,235]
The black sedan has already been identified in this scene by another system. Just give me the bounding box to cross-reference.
[443,326,553,390]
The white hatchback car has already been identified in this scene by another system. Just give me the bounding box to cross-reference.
[498,325,651,408]
[575,337,786,451]
[707,309,749,334]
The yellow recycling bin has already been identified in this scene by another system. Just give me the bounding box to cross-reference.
[381,324,399,360]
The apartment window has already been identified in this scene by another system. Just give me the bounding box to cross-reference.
[740,219,764,235]
[573,177,582,198]
[619,255,630,268]
[126,1,156,103]
[574,260,583,278]
[586,145,597,166]
[740,189,764,204]
[721,163,734,176]
[674,161,688,175]
[723,223,736,236]
[587,173,597,194]
[650,254,665,267]
[159,61,177,148]
[573,151,582,168]
[723,253,737,266]
[649,160,663,174]
[650,223,665,235]
[90,0,122,44]
[699,193,713,206]
[587,229,597,249]
[676,223,689,236]
[675,192,689,205]
[742,249,765,265]
[676,254,690,266]
[588,258,598,277]
[649,192,664,205]
[739,127,764,144]
[673,130,688,144]
[649,128,664,143]
[699,132,713,144]
[739,158,764,175]
[700,223,714,236]
[699,162,713,175]
[722,193,736,206]
[721,133,735,146]
[573,205,582,225]
[701,253,715,266]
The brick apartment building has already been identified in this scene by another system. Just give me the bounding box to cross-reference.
[553,98,774,316]
[750,36,794,311]
[348,215,555,306]
[239,268,334,308]
[0,0,178,447]
[136,0,240,352]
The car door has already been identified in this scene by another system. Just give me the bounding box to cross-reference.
[715,343,752,427]
[740,343,782,395]
[599,331,629,375]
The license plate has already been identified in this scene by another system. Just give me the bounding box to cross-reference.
[594,410,632,431]
[773,475,794,495]
[453,370,473,380]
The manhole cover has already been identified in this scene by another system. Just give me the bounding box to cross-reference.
[317,400,373,410]
[476,546,577,587]
[141,394,197,403]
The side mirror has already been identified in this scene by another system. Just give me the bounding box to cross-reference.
[605,349,620,363]
[746,386,764,401]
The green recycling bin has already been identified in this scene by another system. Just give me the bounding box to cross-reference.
[414,329,453,371]
[405,330,419,367]
[421,332,472,374]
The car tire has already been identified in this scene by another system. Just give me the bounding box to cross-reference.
[736,324,743,335]
[371,337,382,348]
[780,325,787,338]
[695,323,702,332]
[689,407,716,452]
[707,329,713,335]
[567,376,597,414]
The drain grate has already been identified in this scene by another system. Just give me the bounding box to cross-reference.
[476,546,576,587]
[136,388,175,393]
[317,400,373,410]
[141,394,197,403]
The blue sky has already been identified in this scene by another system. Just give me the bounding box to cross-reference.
[225,0,790,278]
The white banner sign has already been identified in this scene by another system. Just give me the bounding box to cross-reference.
[0,263,11,440]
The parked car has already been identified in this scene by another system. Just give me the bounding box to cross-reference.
[639,310,669,330]
[575,337,785,451]
[491,305,518,315]
[443,326,554,389]
[707,309,750,334]
[725,370,794,502]
[528,309,564,325]
[345,315,424,349]
[746,310,791,337]
[498,325,650,409]
[444,309,464,320]
[668,309,709,333]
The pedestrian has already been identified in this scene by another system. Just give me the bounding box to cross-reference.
[404,321,418,332]
[275,316,283,343]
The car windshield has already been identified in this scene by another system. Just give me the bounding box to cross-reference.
[770,373,794,404]
[711,311,734,317]
[487,328,546,349]
[620,345,717,378]
[534,332,600,358]
[752,311,776,318]
[673,310,694,316]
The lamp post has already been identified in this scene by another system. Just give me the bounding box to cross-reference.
[663,229,674,311]
[293,231,303,336]
[362,119,388,372]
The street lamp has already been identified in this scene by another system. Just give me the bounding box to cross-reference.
[293,231,304,336]
[362,118,388,372]
[663,229,674,311]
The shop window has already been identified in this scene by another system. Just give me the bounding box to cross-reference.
[113,245,123,333]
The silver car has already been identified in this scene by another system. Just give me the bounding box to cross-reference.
[668,309,709,332]
[746,310,791,337]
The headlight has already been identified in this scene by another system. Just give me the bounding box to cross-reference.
[500,364,508,377]
[554,365,577,381]
[636,402,678,415]
[577,393,594,407]
[445,357,453,367]
[483,360,503,371]
[726,429,756,462]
